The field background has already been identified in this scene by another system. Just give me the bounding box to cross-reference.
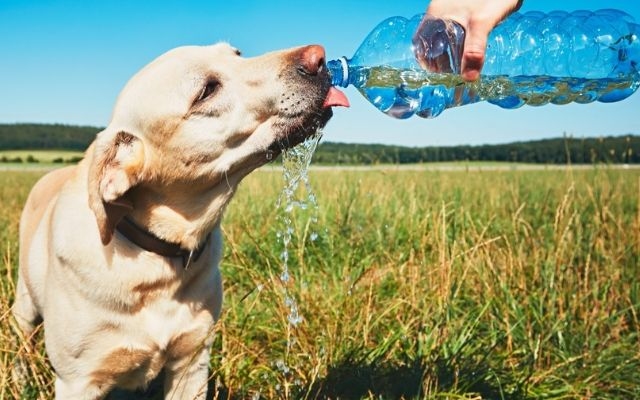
[1,165,639,399]
[0,150,83,162]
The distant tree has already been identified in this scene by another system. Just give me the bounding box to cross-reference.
[0,123,100,151]
[1,123,638,165]
[66,156,84,163]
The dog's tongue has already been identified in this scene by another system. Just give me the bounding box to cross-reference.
[323,87,350,108]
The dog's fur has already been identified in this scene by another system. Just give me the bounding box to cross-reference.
[12,43,336,399]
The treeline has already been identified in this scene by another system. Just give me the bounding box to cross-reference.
[0,123,99,150]
[0,123,638,165]
[314,135,639,165]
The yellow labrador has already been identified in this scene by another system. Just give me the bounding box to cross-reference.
[12,43,348,399]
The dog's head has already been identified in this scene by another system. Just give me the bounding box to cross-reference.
[87,43,348,246]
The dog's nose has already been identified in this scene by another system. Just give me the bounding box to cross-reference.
[297,45,326,76]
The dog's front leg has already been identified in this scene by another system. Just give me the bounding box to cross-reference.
[163,347,211,400]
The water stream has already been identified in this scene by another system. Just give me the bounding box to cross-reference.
[273,132,323,396]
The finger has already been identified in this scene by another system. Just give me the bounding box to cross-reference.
[461,42,485,81]
[461,22,492,81]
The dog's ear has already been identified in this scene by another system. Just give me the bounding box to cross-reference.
[88,130,146,245]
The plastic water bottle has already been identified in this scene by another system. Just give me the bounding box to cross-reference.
[327,9,640,119]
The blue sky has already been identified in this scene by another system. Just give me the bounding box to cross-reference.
[1,0,639,147]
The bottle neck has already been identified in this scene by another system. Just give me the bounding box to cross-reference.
[327,57,350,87]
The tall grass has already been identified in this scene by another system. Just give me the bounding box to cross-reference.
[0,172,52,399]
[1,166,639,399]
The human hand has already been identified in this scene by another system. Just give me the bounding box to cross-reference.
[424,0,522,81]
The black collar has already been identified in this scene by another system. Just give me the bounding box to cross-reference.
[116,217,210,269]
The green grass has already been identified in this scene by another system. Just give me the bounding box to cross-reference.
[1,166,639,399]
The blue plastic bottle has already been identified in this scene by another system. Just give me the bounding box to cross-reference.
[327,10,640,119]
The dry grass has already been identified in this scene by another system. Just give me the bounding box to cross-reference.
[1,166,639,399]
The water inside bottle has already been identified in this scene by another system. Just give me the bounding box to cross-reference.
[356,65,639,118]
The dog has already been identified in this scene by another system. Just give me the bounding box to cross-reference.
[12,42,348,399]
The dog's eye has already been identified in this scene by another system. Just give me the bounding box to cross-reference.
[197,79,220,102]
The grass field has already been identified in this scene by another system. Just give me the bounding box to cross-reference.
[1,165,639,399]
[0,150,84,165]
